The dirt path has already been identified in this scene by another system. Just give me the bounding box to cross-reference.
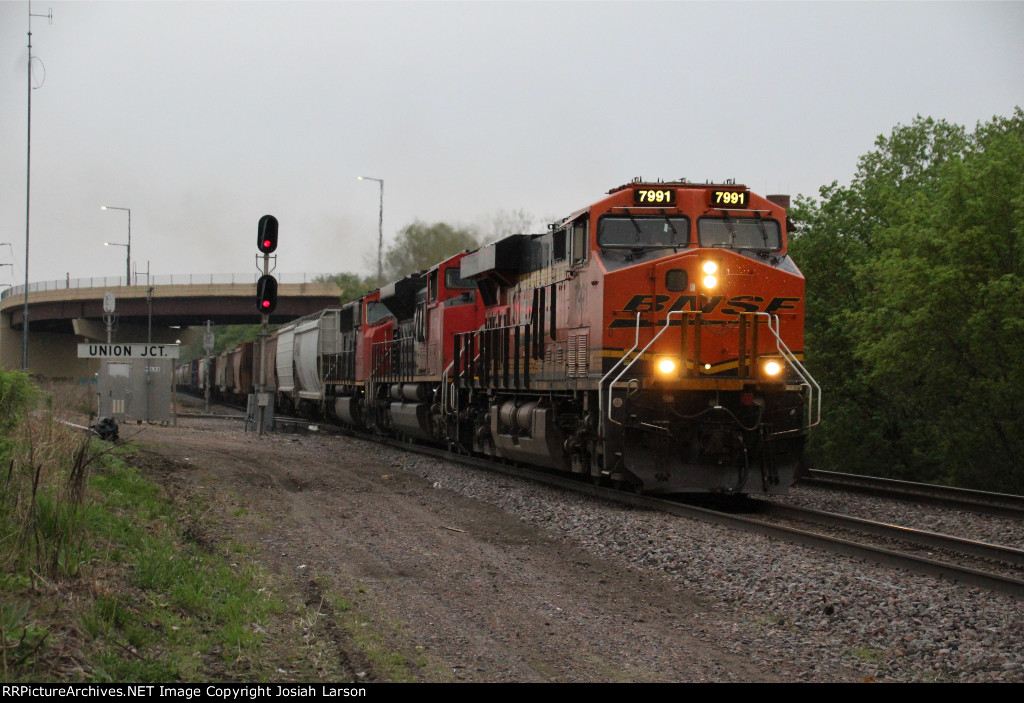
[134,418,779,682]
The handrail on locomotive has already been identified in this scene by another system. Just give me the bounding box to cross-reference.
[600,309,820,434]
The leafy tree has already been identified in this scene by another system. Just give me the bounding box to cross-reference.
[790,116,969,477]
[315,272,374,304]
[381,221,479,283]
[180,324,277,362]
[792,108,1024,491]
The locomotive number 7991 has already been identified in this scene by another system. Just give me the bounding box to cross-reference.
[634,188,675,205]
[711,189,750,207]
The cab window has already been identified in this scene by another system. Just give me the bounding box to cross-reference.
[597,216,690,249]
[698,217,781,251]
[571,221,587,265]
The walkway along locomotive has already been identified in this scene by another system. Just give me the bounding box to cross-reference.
[178,180,819,494]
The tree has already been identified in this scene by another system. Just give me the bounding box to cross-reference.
[791,109,1024,491]
[315,272,374,304]
[481,209,544,244]
[381,221,479,283]
[788,115,971,479]
[180,324,272,362]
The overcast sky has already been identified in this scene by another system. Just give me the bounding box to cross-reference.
[1,0,1021,286]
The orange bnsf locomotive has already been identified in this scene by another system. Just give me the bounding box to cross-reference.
[447,179,819,494]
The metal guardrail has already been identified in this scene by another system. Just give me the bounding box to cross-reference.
[0,272,338,301]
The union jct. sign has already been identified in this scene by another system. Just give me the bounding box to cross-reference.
[77,344,180,359]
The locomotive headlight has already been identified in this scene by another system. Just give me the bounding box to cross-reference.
[763,360,783,377]
[701,261,718,289]
[656,357,677,375]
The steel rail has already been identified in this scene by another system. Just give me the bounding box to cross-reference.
[804,470,1024,519]
[755,500,1024,567]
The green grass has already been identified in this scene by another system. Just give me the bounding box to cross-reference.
[0,398,285,682]
[851,646,885,664]
[318,580,449,683]
[73,451,286,681]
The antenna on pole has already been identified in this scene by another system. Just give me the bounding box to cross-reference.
[23,2,53,370]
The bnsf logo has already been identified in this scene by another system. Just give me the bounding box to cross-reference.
[609,294,800,328]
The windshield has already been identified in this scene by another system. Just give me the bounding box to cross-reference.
[444,268,477,290]
[598,216,690,249]
[698,217,781,251]
[365,300,395,325]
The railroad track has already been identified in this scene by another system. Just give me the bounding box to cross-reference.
[747,500,1024,597]
[375,438,1024,599]
[803,469,1024,519]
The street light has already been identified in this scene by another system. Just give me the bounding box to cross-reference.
[357,176,384,284]
[103,241,128,281]
[23,7,54,370]
[101,206,131,284]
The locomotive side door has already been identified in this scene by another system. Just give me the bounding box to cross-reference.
[421,269,438,375]
[565,217,594,380]
[566,216,589,329]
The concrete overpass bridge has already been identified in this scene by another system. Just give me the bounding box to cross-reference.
[0,273,342,381]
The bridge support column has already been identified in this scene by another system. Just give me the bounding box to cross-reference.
[0,309,17,372]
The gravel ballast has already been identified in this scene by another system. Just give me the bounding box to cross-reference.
[389,448,1024,683]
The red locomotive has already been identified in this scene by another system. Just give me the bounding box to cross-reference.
[328,251,487,441]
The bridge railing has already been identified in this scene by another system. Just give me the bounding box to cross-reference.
[0,273,336,301]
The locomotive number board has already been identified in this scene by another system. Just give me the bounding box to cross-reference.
[633,188,676,205]
[710,189,750,208]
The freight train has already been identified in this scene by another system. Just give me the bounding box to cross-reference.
[177,179,819,494]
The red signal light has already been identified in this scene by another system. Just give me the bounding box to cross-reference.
[256,274,278,313]
[257,215,278,254]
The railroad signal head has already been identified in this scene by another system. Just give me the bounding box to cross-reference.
[258,214,279,254]
[256,274,278,313]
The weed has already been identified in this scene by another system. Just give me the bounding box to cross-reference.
[322,584,451,683]
[0,374,287,681]
[1,600,49,679]
[852,646,885,663]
